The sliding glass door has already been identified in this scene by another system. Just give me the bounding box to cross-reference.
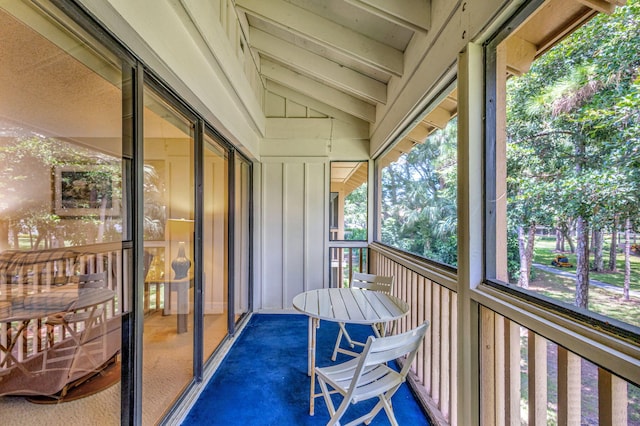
[142,85,195,424]
[202,135,228,362]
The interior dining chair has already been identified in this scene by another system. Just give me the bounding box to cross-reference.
[332,272,395,361]
[316,321,429,426]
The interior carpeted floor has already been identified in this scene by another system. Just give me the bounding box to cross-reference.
[182,313,431,426]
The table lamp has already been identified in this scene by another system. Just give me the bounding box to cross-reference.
[167,218,194,279]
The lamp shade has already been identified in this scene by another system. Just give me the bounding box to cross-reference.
[166,218,194,241]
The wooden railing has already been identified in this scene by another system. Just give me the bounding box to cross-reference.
[479,305,640,426]
[369,243,458,426]
[329,244,368,288]
[0,243,123,367]
[352,244,640,425]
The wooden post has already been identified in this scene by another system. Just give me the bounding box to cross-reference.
[598,368,628,425]
[528,332,548,426]
[557,346,581,426]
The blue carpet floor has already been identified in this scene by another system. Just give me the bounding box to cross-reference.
[182,313,431,425]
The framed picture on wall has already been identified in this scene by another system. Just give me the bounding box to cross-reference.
[54,165,120,216]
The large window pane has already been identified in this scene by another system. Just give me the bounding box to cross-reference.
[0,1,123,419]
[203,135,228,362]
[377,91,458,267]
[489,2,639,328]
[142,85,195,423]
[234,155,251,323]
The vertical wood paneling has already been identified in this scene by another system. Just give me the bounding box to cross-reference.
[305,162,326,291]
[283,163,304,306]
[261,162,284,309]
[558,346,581,426]
[261,160,326,310]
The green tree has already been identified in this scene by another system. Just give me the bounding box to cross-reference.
[380,118,457,265]
[505,0,640,307]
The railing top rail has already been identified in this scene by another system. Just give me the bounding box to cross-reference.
[370,243,458,292]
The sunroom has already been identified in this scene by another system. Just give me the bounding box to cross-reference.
[0,0,638,425]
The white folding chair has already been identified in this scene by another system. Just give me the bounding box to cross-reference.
[46,271,109,370]
[332,272,395,361]
[316,321,429,426]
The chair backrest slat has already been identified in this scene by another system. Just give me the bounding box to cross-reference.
[350,272,394,294]
[353,321,429,380]
[79,271,108,289]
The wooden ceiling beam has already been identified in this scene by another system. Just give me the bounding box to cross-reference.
[261,59,376,123]
[236,0,404,77]
[250,28,387,104]
[344,0,430,33]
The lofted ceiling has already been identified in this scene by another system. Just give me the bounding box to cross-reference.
[233,0,619,140]
[235,0,429,125]
[232,0,627,192]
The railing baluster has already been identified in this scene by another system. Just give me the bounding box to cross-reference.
[505,319,521,426]
[598,368,628,426]
[558,346,581,426]
[425,277,433,394]
[481,306,496,425]
[371,247,456,424]
[417,275,425,381]
[495,314,505,426]
[528,331,548,426]
[432,284,441,405]
[450,292,458,426]
[440,289,451,419]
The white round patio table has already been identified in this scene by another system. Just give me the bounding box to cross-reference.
[292,287,410,415]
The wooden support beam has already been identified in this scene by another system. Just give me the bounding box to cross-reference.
[575,0,616,14]
[504,35,537,76]
[423,106,453,129]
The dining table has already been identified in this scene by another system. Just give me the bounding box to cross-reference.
[0,287,115,373]
[292,287,410,415]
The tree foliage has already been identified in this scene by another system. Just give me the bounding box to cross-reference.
[380,118,458,266]
[505,0,640,307]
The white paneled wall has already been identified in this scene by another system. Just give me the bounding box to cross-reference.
[260,159,327,310]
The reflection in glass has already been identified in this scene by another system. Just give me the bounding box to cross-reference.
[0,1,123,418]
[142,86,194,423]
[203,136,228,362]
[234,155,251,323]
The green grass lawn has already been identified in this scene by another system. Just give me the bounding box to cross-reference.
[529,237,640,328]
